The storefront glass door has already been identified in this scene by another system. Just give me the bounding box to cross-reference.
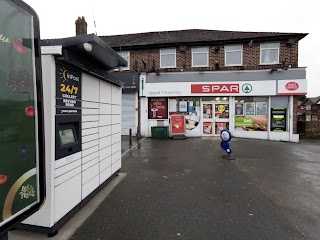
[202,101,230,136]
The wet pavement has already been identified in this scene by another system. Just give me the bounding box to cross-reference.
[70,137,320,240]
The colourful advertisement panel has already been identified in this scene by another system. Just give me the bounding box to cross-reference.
[235,116,268,131]
[148,98,168,119]
[171,115,185,134]
[0,0,45,234]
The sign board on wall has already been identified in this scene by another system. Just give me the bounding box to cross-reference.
[148,98,168,119]
[171,115,186,134]
[144,81,277,97]
[56,63,82,115]
[277,79,307,95]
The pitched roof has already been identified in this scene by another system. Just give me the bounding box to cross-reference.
[100,29,308,49]
[301,96,320,105]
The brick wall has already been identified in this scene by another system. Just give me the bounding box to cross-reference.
[126,40,299,73]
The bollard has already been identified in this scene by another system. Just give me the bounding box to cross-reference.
[129,128,132,147]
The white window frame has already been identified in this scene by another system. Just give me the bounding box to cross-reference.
[160,48,176,68]
[117,51,130,70]
[260,42,280,65]
[224,45,243,66]
[192,47,209,67]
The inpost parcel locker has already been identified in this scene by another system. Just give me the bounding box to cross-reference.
[18,34,126,235]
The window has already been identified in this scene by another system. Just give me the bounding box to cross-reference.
[117,51,130,70]
[192,47,209,67]
[260,43,280,64]
[225,45,243,66]
[160,48,176,68]
[312,115,318,121]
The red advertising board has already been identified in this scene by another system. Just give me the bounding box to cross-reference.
[148,98,168,119]
[191,84,240,94]
[171,115,185,134]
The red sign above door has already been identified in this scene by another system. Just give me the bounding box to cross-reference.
[191,84,240,94]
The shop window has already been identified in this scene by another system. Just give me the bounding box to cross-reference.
[225,45,243,66]
[215,122,229,135]
[160,48,176,68]
[117,51,130,70]
[312,115,318,121]
[215,104,229,118]
[192,47,209,67]
[260,42,279,64]
[235,97,268,132]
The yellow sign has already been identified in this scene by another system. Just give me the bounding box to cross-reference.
[218,105,225,113]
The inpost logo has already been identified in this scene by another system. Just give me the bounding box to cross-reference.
[59,66,79,82]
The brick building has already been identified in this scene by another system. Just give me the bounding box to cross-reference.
[76,17,308,142]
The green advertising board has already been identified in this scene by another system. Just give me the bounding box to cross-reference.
[0,0,45,235]
[235,117,254,127]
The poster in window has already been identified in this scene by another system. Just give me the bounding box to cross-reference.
[179,100,188,112]
[256,102,267,116]
[169,98,177,113]
[203,122,212,134]
[235,116,268,131]
[203,104,212,118]
[245,102,255,116]
[235,103,244,116]
[148,98,168,119]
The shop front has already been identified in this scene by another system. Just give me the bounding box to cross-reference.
[139,70,307,142]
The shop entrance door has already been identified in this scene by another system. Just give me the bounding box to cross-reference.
[201,102,230,136]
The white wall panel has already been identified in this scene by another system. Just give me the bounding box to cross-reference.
[55,160,81,178]
[99,146,112,160]
[99,125,112,138]
[111,124,121,134]
[112,85,121,105]
[54,174,81,222]
[100,156,112,172]
[82,152,99,165]
[112,115,121,124]
[111,151,121,164]
[82,133,99,143]
[82,108,99,115]
[112,160,121,174]
[55,167,81,187]
[82,175,99,200]
[100,81,112,104]
[82,156,99,171]
[112,143,121,154]
[99,136,111,149]
[112,105,121,115]
[100,103,112,114]
[112,133,121,144]
[82,121,99,129]
[82,139,99,150]
[82,127,99,136]
[100,166,112,184]
[82,101,99,109]
[99,114,112,126]
[82,115,99,122]
[82,73,99,102]
[82,163,99,184]
[82,145,99,157]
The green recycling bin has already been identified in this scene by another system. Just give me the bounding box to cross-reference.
[151,126,169,139]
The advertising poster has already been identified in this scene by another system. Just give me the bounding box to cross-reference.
[168,98,177,113]
[56,63,82,115]
[235,103,244,116]
[179,100,188,112]
[203,104,212,118]
[203,122,213,134]
[256,102,267,116]
[235,116,268,131]
[171,115,185,134]
[148,97,168,119]
[0,0,44,231]
[245,102,255,116]
[215,122,227,135]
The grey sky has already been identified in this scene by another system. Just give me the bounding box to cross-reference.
[24,0,319,97]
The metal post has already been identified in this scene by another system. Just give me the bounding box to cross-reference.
[129,128,132,147]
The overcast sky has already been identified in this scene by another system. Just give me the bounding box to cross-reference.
[24,0,319,97]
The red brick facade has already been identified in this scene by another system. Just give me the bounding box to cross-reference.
[127,41,298,73]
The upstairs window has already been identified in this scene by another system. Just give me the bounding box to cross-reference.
[192,47,209,67]
[225,45,243,66]
[260,43,280,64]
[117,51,130,70]
[160,48,176,68]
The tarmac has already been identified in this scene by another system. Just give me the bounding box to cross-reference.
[8,136,320,240]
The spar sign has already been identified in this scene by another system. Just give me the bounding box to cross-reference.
[191,84,240,94]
